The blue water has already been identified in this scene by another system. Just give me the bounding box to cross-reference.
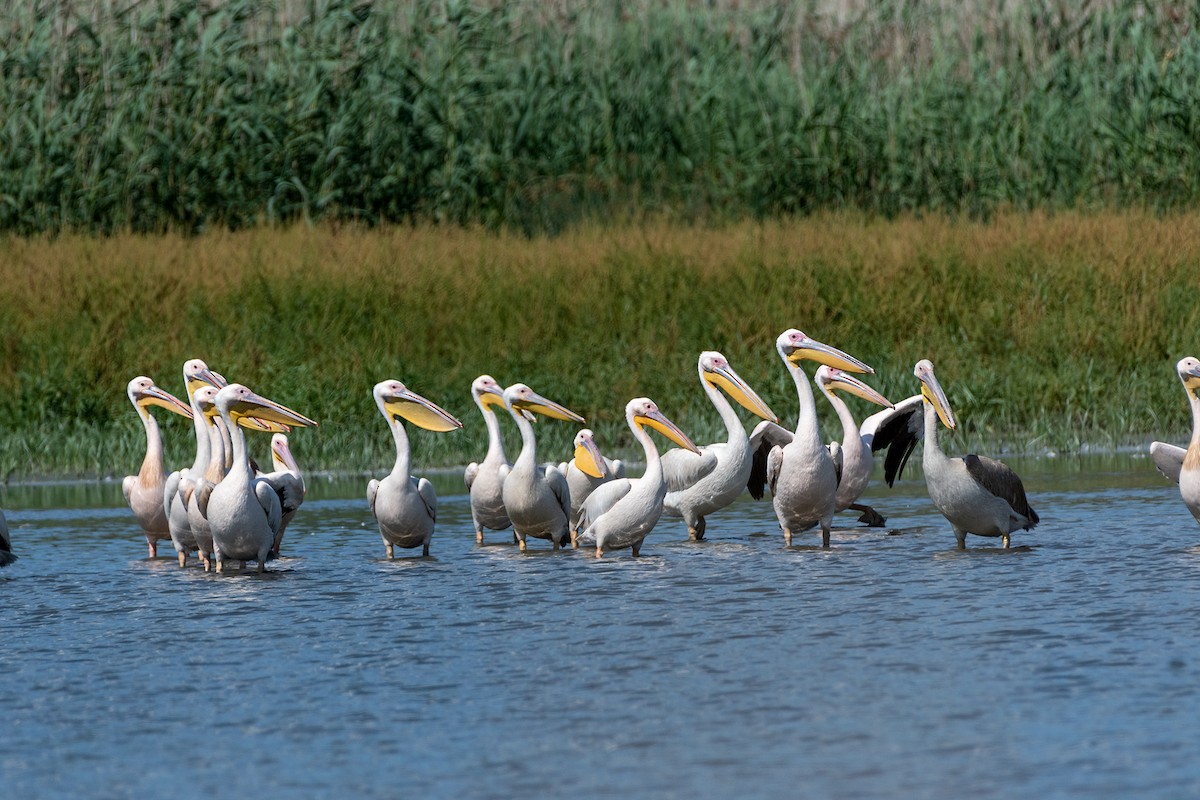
[2,456,1200,798]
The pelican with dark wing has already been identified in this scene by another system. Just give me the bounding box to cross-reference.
[913,359,1039,549]
[207,384,317,572]
[660,351,777,540]
[368,381,463,559]
[577,399,699,558]
[1150,357,1200,523]
[500,384,586,551]
[559,429,625,544]
[122,376,193,557]
[747,329,875,547]
[261,434,305,555]
[464,375,514,544]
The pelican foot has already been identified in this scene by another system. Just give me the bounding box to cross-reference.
[147,539,158,559]
[570,529,578,549]
[215,559,225,574]
[595,547,603,559]
[687,517,707,541]
[475,530,483,544]
[518,538,527,552]
[850,503,887,527]
[177,551,187,568]
[385,543,394,559]
[631,542,641,557]
[1002,533,1011,549]
[783,529,793,547]
[256,560,266,574]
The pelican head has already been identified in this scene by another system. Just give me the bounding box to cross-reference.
[503,384,585,424]
[183,358,227,397]
[698,351,777,422]
[815,365,893,409]
[471,374,507,411]
[271,433,299,472]
[1176,357,1200,396]
[572,429,607,478]
[629,397,701,454]
[776,329,873,375]
[374,380,462,432]
[216,384,317,429]
[126,376,193,420]
[914,359,956,430]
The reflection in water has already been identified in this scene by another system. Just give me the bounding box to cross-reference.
[2,455,1199,798]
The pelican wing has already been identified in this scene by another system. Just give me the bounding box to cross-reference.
[545,465,572,523]
[416,477,437,522]
[861,395,923,487]
[766,445,784,496]
[264,473,304,516]
[195,479,214,519]
[577,478,635,543]
[254,478,283,536]
[748,421,794,500]
[609,459,627,479]
[962,454,1039,529]
[163,470,182,514]
[828,440,844,486]
[465,461,480,490]
[1150,441,1185,484]
[367,479,380,517]
[122,475,135,505]
[660,446,718,494]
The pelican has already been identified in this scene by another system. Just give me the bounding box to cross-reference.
[261,434,306,555]
[577,399,699,557]
[1150,357,1200,523]
[368,380,463,558]
[748,329,875,547]
[163,359,227,567]
[206,384,316,572]
[813,365,895,526]
[500,383,585,551]
[186,386,226,571]
[660,351,777,540]
[913,359,1039,549]
[0,513,15,567]
[559,429,626,542]
[122,376,193,557]
[464,375,514,544]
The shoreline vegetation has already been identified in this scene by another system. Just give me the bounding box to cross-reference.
[2,212,1198,479]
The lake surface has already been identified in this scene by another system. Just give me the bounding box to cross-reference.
[3,454,1200,799]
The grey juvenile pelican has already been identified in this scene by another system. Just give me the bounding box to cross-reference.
[122,376,193,557]
[814,365,895,526]
[207,384,316,572]
[913,359,1039,549]
[500,383,585,551]
[660,351,777,540]
[464,375,514,544]
[261,434,306,555]
[748,329,875,547]
[163,359,227,567]
[1150,357,1200,523]
[368,380,463,558]
[577,399,699,557]
[559,429,626,544]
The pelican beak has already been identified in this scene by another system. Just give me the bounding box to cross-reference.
[917,368,956,430]
[187,367,226,396]
[231,390,317,429]
[704,363,777,422]
[782,336,874,374]
[383,388,463,432]
[637,408,701,454]
[478,385,507,411]
[574,434,607,479]
[240,416,291,434]
[512,390,585,424]
[824,371,893,409]
[138,385,193,418]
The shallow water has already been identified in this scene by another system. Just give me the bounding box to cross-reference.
[3,455,1200,798]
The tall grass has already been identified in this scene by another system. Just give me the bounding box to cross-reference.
[1,212,1198,478]
[2,1,1199,233]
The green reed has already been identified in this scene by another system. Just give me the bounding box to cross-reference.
[2,1,1200,234]
[1,213,1197,479]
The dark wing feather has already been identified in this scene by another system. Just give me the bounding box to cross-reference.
[748,421,794,500]
[963,454,1039,529]
[870,407,922,487]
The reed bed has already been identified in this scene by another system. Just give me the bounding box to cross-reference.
[1,212,1197,478]
[2,1,1199,234]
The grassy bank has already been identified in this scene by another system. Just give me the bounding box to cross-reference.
[3,1,1200,233]
[1,211,1198,479]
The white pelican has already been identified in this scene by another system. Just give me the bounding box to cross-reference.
[261,434,305,555]
[577,399,699,557]
[163,359,227,567]
[912,359,1039,549]
[1150,357,1200,523]
[122,376,193,557]
[748,329,875,547]
[814,365,895,526]
[464,375,514,543]
[186,386,226,571]
[500,383,585,551]
[368,380,463,558]
[0,513,15,567]
[660,351,777,540]
[559,429,626,543]
[207,384,316,572]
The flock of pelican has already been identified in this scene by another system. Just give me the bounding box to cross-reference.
[4,332,1200,571]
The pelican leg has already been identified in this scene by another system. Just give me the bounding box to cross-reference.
[783,527,793,547]
[475,528,484,544]
[821,523,831,549]
[385,542,395,559]
[849,503,887,527]
[422,541,430,557]
[595,547,603,559]
[631,541,641,557]
[1002,533,1011,549]
[570,528,578,548]
[199,549,212,572]
[146,536,158,558]
[552,538,561,551]
[177,550,187,568]
[256,559,266,574]
[954,529,967,550]
[517,535,527,552]
[688,515,707,541]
